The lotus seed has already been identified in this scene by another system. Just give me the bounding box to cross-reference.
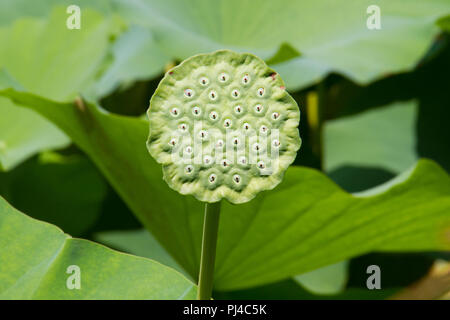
[199,130,208,139]
[184,89,194,98]
[257,87,265,97]
[219,73,229,82]
[233,174,241,184]
[224,119,232,128]
[242,74,250,84]
[254,104,263,113]
[231,89,240,98]
[204,155,212,165]
[257,161,266,169]
[179,123,188,132]
[185,165,194,174]
[272,140,280,147]
[209,174,217,183]
[260,125,268,134]
[271,112,280,120]
[209,111,219,121]
[216,140,224,148]
[239,156,247,164]
[169,138,177,146]
[243,123,251,130]
[209,91,217,100]
[170,107,180,117]
[192,106,201,116]
[199,77,209,86]
[221,159,230,167]
[234,105,243,114]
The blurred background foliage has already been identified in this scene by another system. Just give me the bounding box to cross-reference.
[0,0,449,299]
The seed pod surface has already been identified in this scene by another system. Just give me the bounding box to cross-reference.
[147,50,301,204]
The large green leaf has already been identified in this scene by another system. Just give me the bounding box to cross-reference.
[0,152,107,236]
[114,0,450,90]
[0,97,69,171]
[0,70,69,171]
[294,261,349,295]
[0,7,115,170]
[0,89,204,279]
[0,8,113,100]
[94,228,348,295]
[94,229,187,278]
[0,196,196,299]
[213,160,450,290]
[94,25,171,98]
[324,100,418,174]
[1,89,449,292]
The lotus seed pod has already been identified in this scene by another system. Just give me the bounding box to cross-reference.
[147,50,301,204]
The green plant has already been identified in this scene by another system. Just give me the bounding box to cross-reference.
[146,50,301,299]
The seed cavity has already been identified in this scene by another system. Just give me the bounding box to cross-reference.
[231,89,240,98]
[257,161,266,169]
[185,146,193,154]
[199,130,208,139]
[252,143,261,152]
[271,112,280,120]
[223,119,232,128]
[185,165,194,174]
[170,107,180,117]
[216,139,224,148]
[254,104,263,113]
[209,90,218,100]
[209,111,219,121]
[260,125,268,134]
[203,155,212,165]
[192,106,201,116]
[232,137,240,146]
[272,139,281,148]
[218,73,229,82]
[242,74,250,84]
[221,159,230,167]
[239,156,247,165]
[257,87,265,97]
[168,138,177,146]
[234,105,243,114]
[178,123,188,132]
[199,77,209,86]
[243,123,251,130]
[209,174,217,183]
[184,89,194,98]
[233,174,241,184]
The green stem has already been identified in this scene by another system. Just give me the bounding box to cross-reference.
[197,201,221,300]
